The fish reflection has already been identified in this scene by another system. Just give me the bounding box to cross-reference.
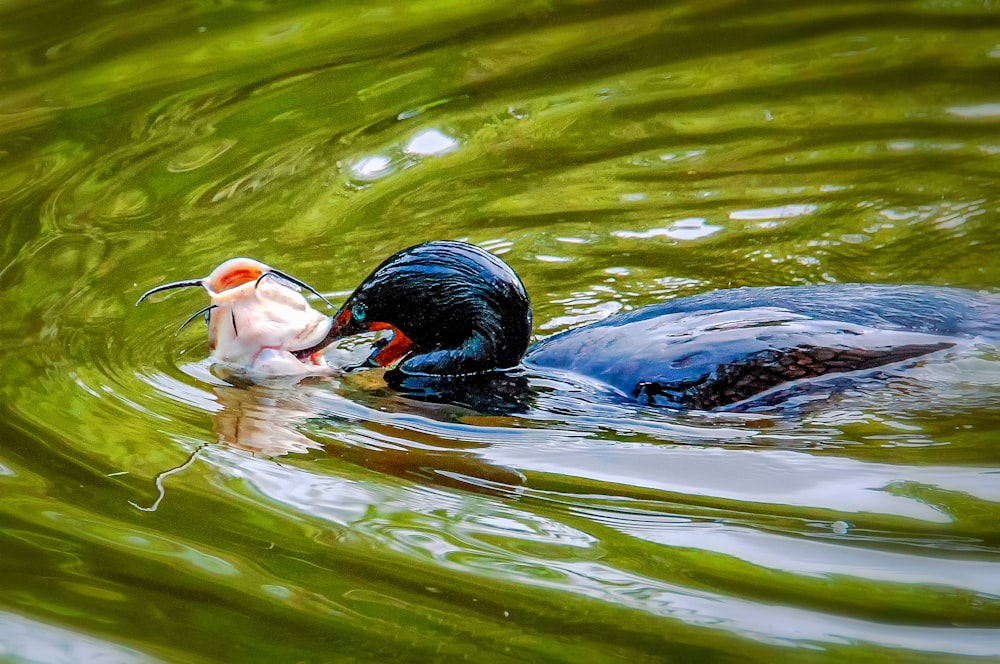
[211,382,324,457]
[209,379,528,492]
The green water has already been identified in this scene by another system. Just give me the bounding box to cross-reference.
[2,0,1000,661]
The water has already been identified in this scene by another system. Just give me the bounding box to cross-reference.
[2,0,1000,661]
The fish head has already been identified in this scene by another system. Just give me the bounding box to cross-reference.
[138,257,333,376]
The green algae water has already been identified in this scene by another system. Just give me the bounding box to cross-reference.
[3,0,1000,661]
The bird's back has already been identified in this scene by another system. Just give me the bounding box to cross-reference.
[525,284,999,409]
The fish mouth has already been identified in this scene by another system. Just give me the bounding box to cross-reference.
[243,314,334,373]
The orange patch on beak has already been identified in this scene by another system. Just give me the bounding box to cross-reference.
[369,322,414,367]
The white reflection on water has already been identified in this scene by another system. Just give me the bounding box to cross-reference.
[489,442,1000,521]
[404,128,458,156]
[729,204,818,221]
[622,521,1000,595]
[0,611,161,664]
[947,103,1000,118]
[351,155,392,179]
[613,218,723,241]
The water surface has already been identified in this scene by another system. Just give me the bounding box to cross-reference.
[2,0,1000,662]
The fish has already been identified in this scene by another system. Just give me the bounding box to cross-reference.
[136,257,333,375]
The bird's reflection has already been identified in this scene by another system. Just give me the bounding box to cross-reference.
[384,368,533,416]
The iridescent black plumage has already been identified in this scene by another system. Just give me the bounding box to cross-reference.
[525,284,998,408]
[324,241,532,376]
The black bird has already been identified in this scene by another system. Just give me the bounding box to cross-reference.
[294,241,999,410]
